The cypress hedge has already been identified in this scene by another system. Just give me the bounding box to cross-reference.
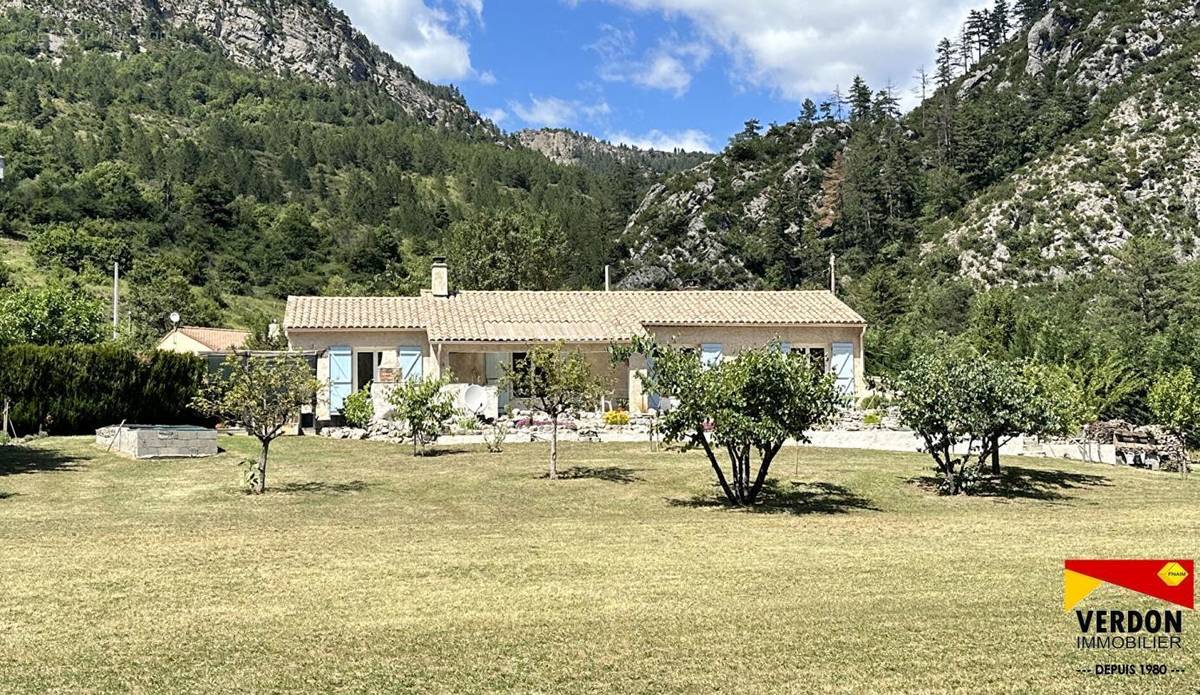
[0,344,207,435]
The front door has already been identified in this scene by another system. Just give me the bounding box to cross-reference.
[484,351,511,409]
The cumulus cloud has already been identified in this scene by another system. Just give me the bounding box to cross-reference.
[590,24,711,96]
[588,0,985,104]
[482,107,508,125]
[510,95,612,128]
[333,0,487,82]
[607,128,714,152]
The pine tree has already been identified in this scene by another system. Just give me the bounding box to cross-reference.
[990,0,1011,44]
[935,38,956,89]
[849,76,873,123]
[1016,0,1049,27]
[800,98,818,124]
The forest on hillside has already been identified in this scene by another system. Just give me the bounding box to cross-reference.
[0,9,666,342]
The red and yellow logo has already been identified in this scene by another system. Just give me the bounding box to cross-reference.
[1064,559,1194,612]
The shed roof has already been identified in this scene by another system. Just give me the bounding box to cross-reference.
[284,290,865,343]
[168,326,250,351]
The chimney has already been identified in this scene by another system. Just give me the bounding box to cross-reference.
[431,256,449,297]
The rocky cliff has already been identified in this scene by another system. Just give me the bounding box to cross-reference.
[618,0,1200,289]
[514,128,710,176]
[3,0,493,132]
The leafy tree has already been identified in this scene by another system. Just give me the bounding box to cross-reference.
[0,282,105,346]
[342,386,375,428]
[386,373,457,455]
[445,206,569,291]
[1149,367,1199,447]
[897,349,1075,493]
[616,337,842,506]
[503,343,606,479]
[192,354,321,494]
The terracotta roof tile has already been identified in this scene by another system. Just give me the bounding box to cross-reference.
[176,327,250,351]
[284,290,865,341]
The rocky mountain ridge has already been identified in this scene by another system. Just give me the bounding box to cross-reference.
[2,0,493,132]
[514,128,711,176]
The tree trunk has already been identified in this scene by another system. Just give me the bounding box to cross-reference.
[695,433,736,504]
[548,416,558,480]
[747,442,782,505]
[255,438,269,494]
[990,434,1001,476]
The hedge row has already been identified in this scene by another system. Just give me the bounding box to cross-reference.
[0,345,207,435]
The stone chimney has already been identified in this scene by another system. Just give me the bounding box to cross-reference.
[431,256,449,297]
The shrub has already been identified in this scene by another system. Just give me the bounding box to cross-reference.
[386,374,456,455]
[342,386,374,428]
[484,420,509,453]
[0,344,206,434]
[602,409,631,426]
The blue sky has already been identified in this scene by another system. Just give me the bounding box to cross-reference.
[332,0,988,152]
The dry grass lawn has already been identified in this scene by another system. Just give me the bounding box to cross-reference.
[0,435,1197,693]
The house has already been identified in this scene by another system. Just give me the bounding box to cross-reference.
[283,259,867,421]
[157,326,250,355]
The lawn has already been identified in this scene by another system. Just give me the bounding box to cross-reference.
[0,436,1197,693]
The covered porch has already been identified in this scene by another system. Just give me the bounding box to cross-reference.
[433,341,644,417]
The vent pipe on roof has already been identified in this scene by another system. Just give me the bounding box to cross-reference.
[604,265,610,292]
[432,256,449,298]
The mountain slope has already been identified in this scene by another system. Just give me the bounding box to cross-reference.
[619,0,1200,291]
[514,128,711,177]
[1,0,493,133]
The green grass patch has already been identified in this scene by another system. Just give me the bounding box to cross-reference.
[0,437,1197,692]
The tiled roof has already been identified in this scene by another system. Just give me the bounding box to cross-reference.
[284,296,425,330]
[176,327,250,351]
[284,290,865,341]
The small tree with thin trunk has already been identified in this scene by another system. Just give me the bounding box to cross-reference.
[615,337,842,506]
[386,373,456,456]
[192,353,321,494]
[503,343,606,479]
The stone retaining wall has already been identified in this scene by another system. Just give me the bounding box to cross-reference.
[95,425,218,459]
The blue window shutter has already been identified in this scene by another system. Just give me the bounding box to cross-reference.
[778,341,791,354]
[398,346,423,381]
[831,342,855,395]
[329,346,352,413]
[700,343,723,367]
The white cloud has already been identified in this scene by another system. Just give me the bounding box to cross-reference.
[510,95,612,128]
[332,0,488,82]
[591,24,711,96]
[607,128,714,152]
[482,107,508,125]
[477,70,497,85]
[587,0,987,105]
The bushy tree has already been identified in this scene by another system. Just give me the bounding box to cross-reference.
[897,349,1078,494]
[386,373,456,455]
[192,354,321,494]
[342,386,374,428]
[503,344,606,478]
[616,337,842,506]
[445,206,569,291]
[1149,367,1199,446]
[0,282,105,346]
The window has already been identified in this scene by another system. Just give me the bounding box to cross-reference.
[700,343,723,368]
[789,346,828,373]
[356,351,383,390]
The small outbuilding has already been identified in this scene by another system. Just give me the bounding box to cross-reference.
[157,326,250,355]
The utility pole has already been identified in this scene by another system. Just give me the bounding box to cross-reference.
[112,262,120,340]
[829,254,837,295]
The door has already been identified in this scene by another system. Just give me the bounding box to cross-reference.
[485,352,511,409]
[397,346,423,382]
[329,346,352,413]
[831,342,855,396]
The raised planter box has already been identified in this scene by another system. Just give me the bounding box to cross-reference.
[95,425,218,459]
